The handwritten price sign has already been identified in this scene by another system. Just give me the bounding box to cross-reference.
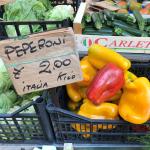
[0,28,82,95]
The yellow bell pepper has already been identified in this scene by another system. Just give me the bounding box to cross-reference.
[78,87,87,99]
[76,56,97,87]
[88,44,131,70]
[119,77,150,124]
[78,100,118,120]
[72,99,118,138]
[68,100,81,111]
[124,71,137,84]
[66,84,82,102]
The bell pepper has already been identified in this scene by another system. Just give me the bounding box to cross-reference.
[119,77,150,124]
[72,99,118,138]
[87,63,125,105]
[78,99,118,119]
[66,84,82,102]
[78,87,87,99]
[88,44,131,70]
[76,56,97,87]
[68,100,81,111]
[124,71,137,84]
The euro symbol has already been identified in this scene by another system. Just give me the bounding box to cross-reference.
[13,67,24,79]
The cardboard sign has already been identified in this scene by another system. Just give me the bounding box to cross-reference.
[0,28,82,95]
[75,34,150,53]
[91,1,119,11]
[0,0,14,5]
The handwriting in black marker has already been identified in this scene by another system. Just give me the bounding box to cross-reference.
[13,67,24,79]
[39,60,51,74]
[54,60,62,68]
[5,46,15,60]
[57,72,67,81]
[22,80,48,92]
[54,58,71,69]
[63,59,71,66]
[53,38,61,46]
[57,71,76,81]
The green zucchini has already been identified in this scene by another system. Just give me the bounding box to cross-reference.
[103,9,114,21]
[121,31,136,37]
[84,12,92,23]
[114,27,123,36]
[142,32,149,37]
[113,13,136,24]
[106,20,113,26]
[145,26,150,32]
[83,31,113,36]
[113,19,144,36]
[98,12,105,24]
[114,27,135,36]
[81,18,86,29]
[133,10,145,31]
[145,18,150,26]
[113,19,137,28]
[91,12,102,30]
[84,26,113,33]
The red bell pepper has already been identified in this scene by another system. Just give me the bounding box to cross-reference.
[87,63,125,105]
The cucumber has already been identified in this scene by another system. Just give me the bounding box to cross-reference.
[133,10,145,31]
[91,12,102,30]
[113,19,144,36]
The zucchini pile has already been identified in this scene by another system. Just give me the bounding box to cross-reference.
[82,10,150,37]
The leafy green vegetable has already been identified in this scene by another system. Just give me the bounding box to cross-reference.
[0,91,17,113]
[3,0,49,36]
[3,0,75,37]
[0,59,7,72]
[45,5,74,21]
[44,5,74,30]
[0,57,41,114]
[0,72,12,93]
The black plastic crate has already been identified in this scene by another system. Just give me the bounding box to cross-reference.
[46,62,150,144]
[0,0,80,39]
[130,62,150,79]
[0,96,52,143]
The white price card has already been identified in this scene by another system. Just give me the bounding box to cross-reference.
[0,28,82,95]
[64,143,74,150]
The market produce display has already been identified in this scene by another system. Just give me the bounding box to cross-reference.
[82,9,150,36]
[2,0,74,37]
[66,44,150,127]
